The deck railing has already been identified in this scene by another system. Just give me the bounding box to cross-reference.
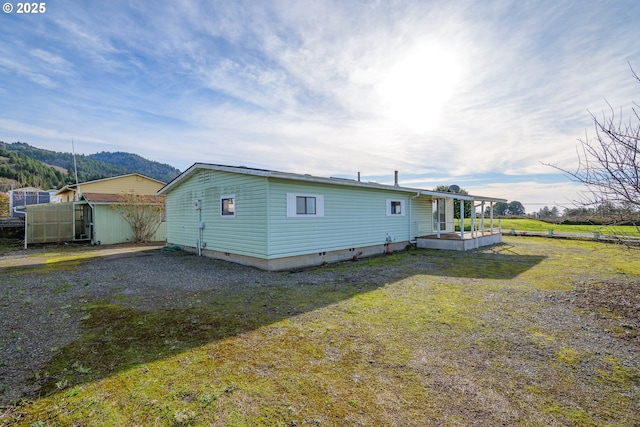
[414,219,503,239]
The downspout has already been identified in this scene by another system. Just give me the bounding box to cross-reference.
[14,207,27,249]
[197,200,202,256]
[23,208,27,249]
[409,192,420,244]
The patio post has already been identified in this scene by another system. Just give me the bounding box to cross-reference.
[490,201,494,232]
[481,201,485,235]
[436,199,440,238]
[460,198,464,239]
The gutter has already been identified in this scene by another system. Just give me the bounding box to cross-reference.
[13,207,27,249]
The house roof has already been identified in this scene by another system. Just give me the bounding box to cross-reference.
[81,192,165,204]
[158,163,506,203]
[55,173,166,195]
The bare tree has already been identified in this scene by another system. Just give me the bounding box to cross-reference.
[548,66,640,234]
[111,190,165,243]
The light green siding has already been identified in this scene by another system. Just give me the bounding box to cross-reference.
[165,170,269,257]
[266,179,429,258]
[410,195,433,237]
[165,169,438,261]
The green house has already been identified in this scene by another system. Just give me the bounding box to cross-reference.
[158,164,505,270]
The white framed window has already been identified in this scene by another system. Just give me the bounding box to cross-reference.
[221,195,235,217]
[287,193,324,217]
[386,199,405,216]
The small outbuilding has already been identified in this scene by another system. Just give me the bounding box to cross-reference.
[25,174,166,246]
[159,163,505,271]
[55,173,165,202]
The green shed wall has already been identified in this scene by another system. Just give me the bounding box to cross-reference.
[93,205,165,245]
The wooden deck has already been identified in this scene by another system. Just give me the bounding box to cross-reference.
[418,230,502,240]
[416,230,503,250]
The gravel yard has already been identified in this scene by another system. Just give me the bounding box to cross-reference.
[0,243,402,405]
[1,237,639,425]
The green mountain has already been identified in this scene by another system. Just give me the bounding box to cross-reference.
[0,141,181,192]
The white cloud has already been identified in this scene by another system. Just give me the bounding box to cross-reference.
[1,0,639,208]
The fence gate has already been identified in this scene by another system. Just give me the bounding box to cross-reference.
[26,203,75,244]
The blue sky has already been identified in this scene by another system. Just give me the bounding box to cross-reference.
[1,0,639,213]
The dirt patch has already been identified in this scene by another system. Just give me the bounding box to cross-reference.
[573,279,640,344]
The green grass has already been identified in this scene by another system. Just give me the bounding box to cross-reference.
[3,237,640,426]
[0,238,22,255]
[498,218,640,236]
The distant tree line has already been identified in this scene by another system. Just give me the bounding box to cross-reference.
[0,148,68,191]
[90,151,180,183]
[434,185,471,218]
[534,202,639,225]
[0,141,181,191]
[489,201,526,216]
[435,186,527,218]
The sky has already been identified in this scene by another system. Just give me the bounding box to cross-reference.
[1,0,639,214]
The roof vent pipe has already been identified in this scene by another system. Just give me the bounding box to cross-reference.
[394,170,399,187]
[357,172,361,182]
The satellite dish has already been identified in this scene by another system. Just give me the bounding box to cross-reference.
[448,185,460,193]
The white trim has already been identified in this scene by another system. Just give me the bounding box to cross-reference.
[220,194,236,217]
[287,193,324,217]
[386,199,405,216]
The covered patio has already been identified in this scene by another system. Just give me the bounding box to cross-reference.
[416,193,506,251]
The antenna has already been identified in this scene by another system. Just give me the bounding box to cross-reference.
[72,139,80,201]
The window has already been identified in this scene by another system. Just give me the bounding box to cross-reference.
[287,193,324,217]
[386,199,405,216]
[296,196,316,215]
[221,195,235,217]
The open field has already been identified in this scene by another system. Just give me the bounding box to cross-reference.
[498,218,640,237]
[1,237,639,426]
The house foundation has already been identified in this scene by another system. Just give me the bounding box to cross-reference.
[174,240,409,271]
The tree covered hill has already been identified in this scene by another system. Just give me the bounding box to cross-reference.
[0,141,181,192]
